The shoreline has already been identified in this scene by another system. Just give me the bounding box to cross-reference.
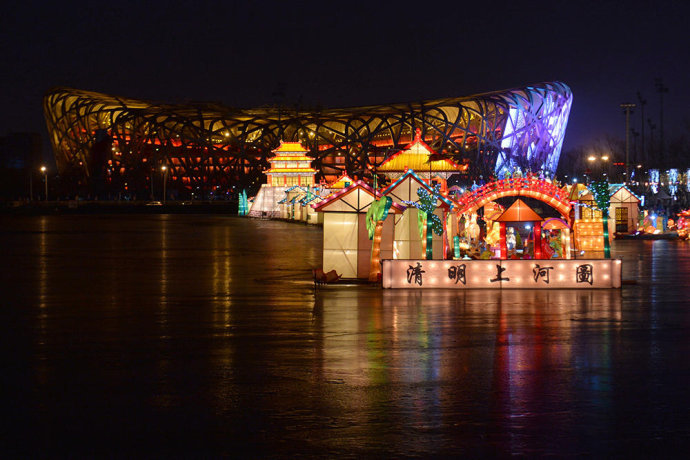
[0,200,239,215]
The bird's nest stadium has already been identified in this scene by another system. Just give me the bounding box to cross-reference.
[43,82,571,199]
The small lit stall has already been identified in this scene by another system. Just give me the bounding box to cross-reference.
[495,199,544,259]
[300,188,327,224]
[382,169,455,259]
[608,184,641,235]
[278,185,311,220]
[566,183,606,258]
[542,217,572,259]
[313,181,404,279]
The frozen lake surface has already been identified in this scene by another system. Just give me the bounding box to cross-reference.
[2,214,689,456]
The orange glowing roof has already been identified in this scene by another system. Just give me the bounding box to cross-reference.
[265,167,316,174]
[496,199,543,222]
[327,173,356,189]
[272,141,309,154]
[269,155,314,162]
[377,128,466,173]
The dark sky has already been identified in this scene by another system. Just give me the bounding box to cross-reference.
[2,0,688,158]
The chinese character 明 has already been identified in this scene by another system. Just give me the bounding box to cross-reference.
[576,264,593,285]
[490,264,510,283]
[448,264,467,285]
[533,264,554,284]
[407,262,425,286]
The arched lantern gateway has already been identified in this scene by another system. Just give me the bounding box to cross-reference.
[455,177,571,219]
[455,177,572,260]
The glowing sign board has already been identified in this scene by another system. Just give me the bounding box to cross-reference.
[382,259,622,289]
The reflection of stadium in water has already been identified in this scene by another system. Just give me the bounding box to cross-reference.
[43,82,571,197]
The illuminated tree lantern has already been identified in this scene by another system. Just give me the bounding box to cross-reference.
[366,196,393,282]
[404,184,449,260]
[238,189,248,216]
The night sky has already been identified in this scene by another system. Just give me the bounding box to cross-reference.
[2,0,689,161]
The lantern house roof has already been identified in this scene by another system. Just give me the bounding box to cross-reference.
[377,128,467,173]
[496,198,543,222]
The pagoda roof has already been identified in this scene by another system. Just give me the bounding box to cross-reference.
[496,199,543,222]
[265,166,317,174]
[269,155,314,162]
[377,128,466,173]
[272,140,309,154]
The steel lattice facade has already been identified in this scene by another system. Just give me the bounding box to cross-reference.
[43,82,571,198]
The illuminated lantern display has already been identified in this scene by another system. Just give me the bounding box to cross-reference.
[381,258,622,289]
[313,181,404,279]
[238,189,248,216]
[590,181,611,258]
[607,184,641,235]
[495,199,544,259]
[249,141,318,218]
[566,183,606,258]
[668,168,679,197]
[278,185,308,220]
[542,217,572,259]
[300,187,326,224]
[376,128,467,181]
[326,173,356,190]
[649,169,659,194]
[366,196,393,282]
[382,169,455,260]
[405,184,448,260]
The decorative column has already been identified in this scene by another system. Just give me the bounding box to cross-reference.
[500,222,507,259]
[534,221,542,259]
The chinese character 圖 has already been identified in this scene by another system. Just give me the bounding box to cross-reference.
[576,264,593,285]
[533,264,554,284]
[406,262,425,286]
[448,264,467,285]
[490,264,510,283]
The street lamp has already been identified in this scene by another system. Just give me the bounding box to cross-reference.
[587,155,610,181]
[161,165,168,204]
[40,166,48,201]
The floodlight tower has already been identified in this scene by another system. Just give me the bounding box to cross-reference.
[636,92,646,165]
[620,103,636,183]
[654,78,668,168]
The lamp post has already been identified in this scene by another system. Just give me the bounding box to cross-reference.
[620,103,636,183]
[40,166,48,201]
[161,165,168,204]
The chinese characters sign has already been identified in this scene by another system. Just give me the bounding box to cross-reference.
[382,259,621,289]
